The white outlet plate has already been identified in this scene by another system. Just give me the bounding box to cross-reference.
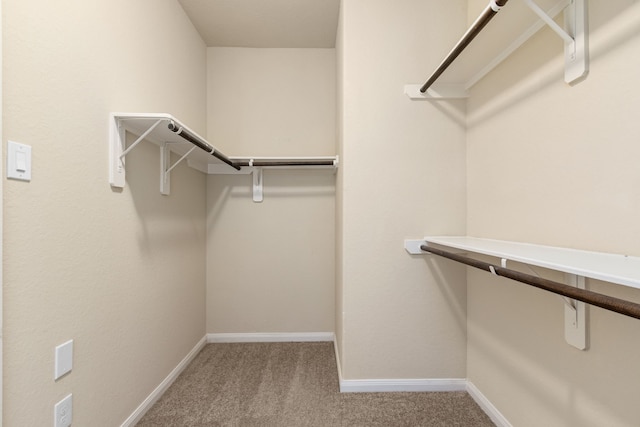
[54,340,73,380]
[54,394,73,427]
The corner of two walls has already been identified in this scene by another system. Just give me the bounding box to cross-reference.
[204,48,337,335]
[200,0,471,387]
[3,0,207,425]
[336,0,468,381]
[465,1,640,426]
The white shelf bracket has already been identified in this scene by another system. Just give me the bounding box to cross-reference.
[524,0,574,45]
[109,116,126,188]
[564,273,587,350]
[404,239,426,255]
[160,143,171,195]
[524,0,588,84]
[160,144,197,196]
[252,167,264,203]
[120,119,162,160]
[109,115,164,189]
[404,83,469,100]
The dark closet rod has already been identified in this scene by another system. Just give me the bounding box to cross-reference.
[167,122,241,171]
[420,0,509,93]
[420,244,640,320]
[233,160,336,167]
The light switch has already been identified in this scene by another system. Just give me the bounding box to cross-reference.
[16,151,27,172]
[54,340,73,380]
[7,140,32,181]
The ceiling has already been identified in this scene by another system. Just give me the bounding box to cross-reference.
[178,0,341,48]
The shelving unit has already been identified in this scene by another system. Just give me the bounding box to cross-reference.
[405,236,640,349]
[109,113,338,201]
[411,236,640,289]
[405,0,587,99]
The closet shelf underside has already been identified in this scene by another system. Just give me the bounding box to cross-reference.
[109,113,338,198]
[111,113,338,174]
[422,236,640,290]
[405,0,587,99]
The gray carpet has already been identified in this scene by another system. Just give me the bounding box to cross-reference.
[137,342,495,426]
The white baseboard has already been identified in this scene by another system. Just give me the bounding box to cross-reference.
[339,378,467,393]
[333,338,466,393]
[207,332,335,343]
[120,335,207,427]
[466,381,512,427]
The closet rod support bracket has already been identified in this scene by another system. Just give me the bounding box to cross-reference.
[524,0,574,45]
[109,115,165,190]
[525,0,588,84]
[160,143,197,195]
[252,167,264,203]
[404,84,469,100]
[161,143,171,195]
[109,115,127,188]
[564,273,587,350]
[405,239,427,255]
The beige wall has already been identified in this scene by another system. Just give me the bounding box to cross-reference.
[205,48,336,334]
[466,1,640,425]
[335,0,345,369]
[337,0,468,380]
[7,0,638,425]
[3,1,207,425]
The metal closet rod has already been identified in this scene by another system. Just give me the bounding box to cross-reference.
[167,122,241,171]
[420,245,640,320]
[233,160,335,167]
[420,0,509,93]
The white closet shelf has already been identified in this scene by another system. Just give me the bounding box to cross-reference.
[405,236,640,348]
[405,0,587,99]
[109,112,338,199]
[407,236,640,290]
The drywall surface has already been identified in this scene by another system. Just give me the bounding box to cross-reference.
[335,0,345,371]
[466,1,640,426]
[205,48,336,334]
[3,0,207,425]
[337,0,468,380]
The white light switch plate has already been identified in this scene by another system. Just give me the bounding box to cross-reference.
[54,340,73,380]
[7,140,32,181]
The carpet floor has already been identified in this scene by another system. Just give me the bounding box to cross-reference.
[137,342,495,426]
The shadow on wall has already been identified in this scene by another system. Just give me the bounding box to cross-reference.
[421,255,467,336]
[467,1,640,129]
[122,133,207,254]
[206,170,337,227]
[468,268,640,427]
[426,99,467,130]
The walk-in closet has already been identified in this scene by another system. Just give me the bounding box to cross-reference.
[3,1,640,426]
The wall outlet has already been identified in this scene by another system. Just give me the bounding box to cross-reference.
[54,394,73,427]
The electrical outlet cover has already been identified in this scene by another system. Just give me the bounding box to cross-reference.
[54,394,73,427]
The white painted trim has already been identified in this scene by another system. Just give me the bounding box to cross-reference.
[339,378,467,393]
[207,332,335,343]
[466,381,512,427]
[333,337,344,386]
[332,334,467,394]
[120,335,207,427]
[1,0,4,422]
[120,334,506,426]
